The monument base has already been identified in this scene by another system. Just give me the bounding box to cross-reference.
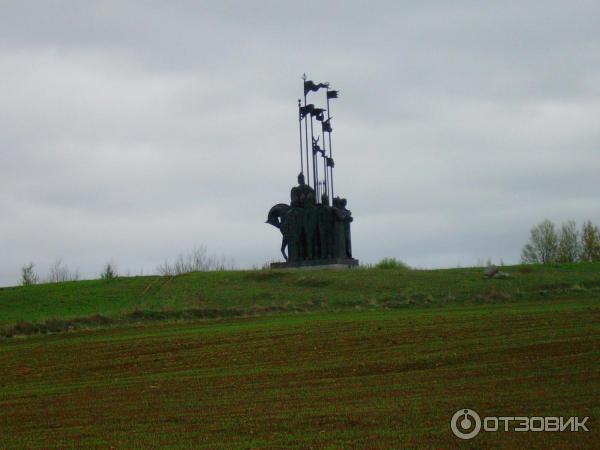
[270,258,359,270]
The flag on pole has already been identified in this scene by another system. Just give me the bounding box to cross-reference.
[311,108,326,121]
[304,80,329,95]
[327,90,339,99]
[322,118,332,133]
[312,138,324,155]
[299,104,315,119]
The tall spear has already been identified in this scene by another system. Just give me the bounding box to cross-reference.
[321,121,329,201]
[298,99,303,175]
[326,88,338,199]
[310,117,318,200]
[302,74,310,185]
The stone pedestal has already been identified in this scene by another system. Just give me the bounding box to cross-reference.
[271,258,358,270]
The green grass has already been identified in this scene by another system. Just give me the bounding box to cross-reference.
[1,263,599,447]
[373,257,410,269]
[1,299,598,448]
[1,262,600,335]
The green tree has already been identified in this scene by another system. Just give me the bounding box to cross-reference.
[21,262,39,286]
[521,219,558,264]
[557,221,580,263]
[580,220,600,262]
[100,261,118,280]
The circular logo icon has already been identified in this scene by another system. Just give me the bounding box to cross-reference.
[451,409,481,440]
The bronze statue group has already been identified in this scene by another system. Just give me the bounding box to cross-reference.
[267,173,353,264]
[266,76,357,267]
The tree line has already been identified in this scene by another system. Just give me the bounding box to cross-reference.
[21,259,81,286]
[521,219,600,264]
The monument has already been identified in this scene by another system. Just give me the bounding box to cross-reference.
[266,75,358,269]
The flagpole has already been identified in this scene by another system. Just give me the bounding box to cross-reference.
[322,124,328,202]
[298,99,303,176]
[310,115,318,202]
[302,74,310,185]
[326,89,334,199]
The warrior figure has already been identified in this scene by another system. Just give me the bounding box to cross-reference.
[332,197,353,259]
[317,193,334,259]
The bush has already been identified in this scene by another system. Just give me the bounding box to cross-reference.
[21,262,39,286]
[47,259,80,283]
[375,257,409,270]
[157,246,235,276]
[100,262,118,280]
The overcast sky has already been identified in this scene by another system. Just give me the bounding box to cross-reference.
[1,1,599,285]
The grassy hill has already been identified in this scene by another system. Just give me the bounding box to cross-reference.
[1,263,599,448]
[1,262,600,336]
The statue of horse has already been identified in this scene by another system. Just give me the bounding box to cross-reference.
[266,203,291,260]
